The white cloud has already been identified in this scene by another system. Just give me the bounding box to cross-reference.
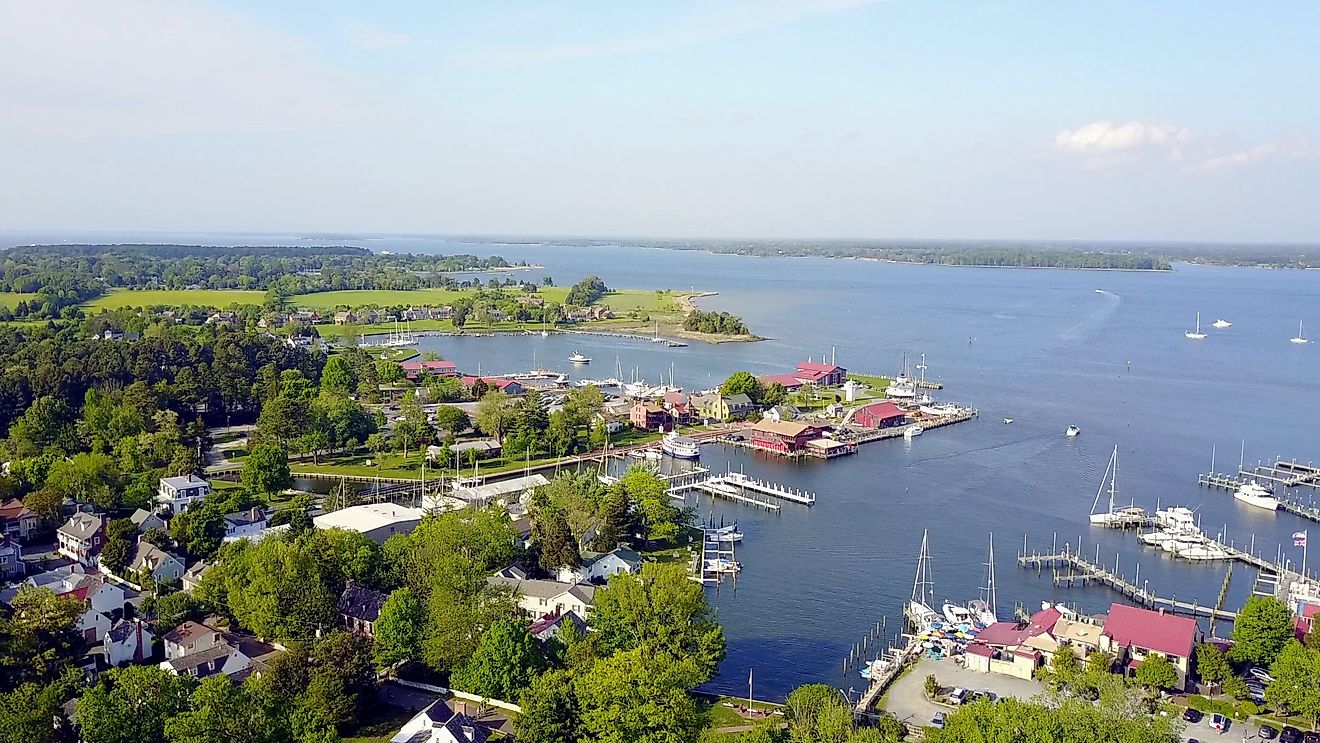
[1192,138,1320,174]
[1053,120,1191,158]
[0,1,354,141]
[448,0,884,70]
[338,18,411,50]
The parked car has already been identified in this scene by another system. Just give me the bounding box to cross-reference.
[948,687,968,705]
[1280,726,1302,743]
[1249,667,1276,684]
[1258,725,1278,740]
[1182,708,1204,723]
[1210,713,1228,731]
[930,712,946,729]
[1300,731,1320,743]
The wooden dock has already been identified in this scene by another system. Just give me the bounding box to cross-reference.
[1197,472,1320,525]
[722,471,816,505]
[670,477,781,512]
[1017,546,1238,621]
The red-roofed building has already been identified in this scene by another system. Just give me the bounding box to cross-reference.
[1099,603,1199,690]
[795,361,847,386]
[401,359,458,376]
[1028,606,1063,636]
[460,376,524,395]
[758,373,806,392]
[748,419,826,454]
[852,401,908,429]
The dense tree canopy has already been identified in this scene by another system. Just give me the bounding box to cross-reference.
[1231,596,1296,666]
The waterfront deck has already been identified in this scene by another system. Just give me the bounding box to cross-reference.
[1017,546,1238,621]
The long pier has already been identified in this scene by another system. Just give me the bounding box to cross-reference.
[722,472,816,505]
[1200,457,1320,492]
[671,477,781,512]
[1017,546,1238,621]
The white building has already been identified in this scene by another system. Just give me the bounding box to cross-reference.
[451,473,549,507]
[222,508,269,542]
[555,547,642,585]
[157,475,212,514]
[120,540,186,583]
[105,619,153,667]
[390,700,491,743]
[311,503,424,544]
[487,573,596,619]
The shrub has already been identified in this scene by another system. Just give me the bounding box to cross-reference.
[923,674,939,699]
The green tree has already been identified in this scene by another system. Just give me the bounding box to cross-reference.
[720,371,765,404]
[1266,641,1320,728]
[374,588,425,670]
[76,665,194,743]
[762,382,788,407]
[164,676,283,743]
[1086,649,1113,675]
[1052,644,1081,678]
[474,390,515,440]
[618,467,685,543]
[319,356,356,394]
[1231,596,1296,666]
[450,618,547,701]
[241,444,292,497]
[926,695,1181,743]
[533,507,579,574]
[1195,642,1231,684]
[0,672,80,743]
[99,517,137,573]
[574,648,701,743]
[0,586,85,687]
[45,452,121,509]
[1223,674,1251,701]
[151,591,203,634]
[591,486,634,552]
[517,669,581,743]
[22,486,64,523]
[923,674,939,698]
[785,683,847,739]
[1133,653,1178,690]
[589,563,726,684]
[433,405,470,434]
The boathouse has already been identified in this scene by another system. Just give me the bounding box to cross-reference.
[758,373,806,392]
[1099,603,1199,691]
[747,419,826,454]
[852,401,907,429]
[795,361,847,386]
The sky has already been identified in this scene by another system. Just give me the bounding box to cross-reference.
[1,1,1318,243]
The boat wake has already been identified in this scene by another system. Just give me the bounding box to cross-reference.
[905,431,1060,467]
[1060,289,1121,342]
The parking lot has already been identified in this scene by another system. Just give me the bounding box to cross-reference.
[881,657,1045,727]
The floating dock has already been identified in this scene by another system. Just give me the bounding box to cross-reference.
[722,471,816,505]
[1200,457,1320,492]
[690,527,741,584]
[669,477,781,512]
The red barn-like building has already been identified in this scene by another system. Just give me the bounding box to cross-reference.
[794,361,847,386]
[853,401,907,429]
[748,419,826,454]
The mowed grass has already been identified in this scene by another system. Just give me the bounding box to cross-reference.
[292,287,573,310]
[600,289,681,314]
[0,293,40,310]
[85,289,265,310]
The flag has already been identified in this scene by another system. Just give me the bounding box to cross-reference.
[1295,531,1308,547]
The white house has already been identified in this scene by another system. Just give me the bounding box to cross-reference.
[487,573,596,619]
[56,513,106,567]
[181,561,211,593]
[156,475,212,514]
[75,607,113,645]
[160,641,252,679]
[390,700,492,743]
[555,547,642,585]
[120,540,186,583]
[311,503,424,544]
[163,621,220,660]
[222,508,269,543]
[129,509,168,533]
[105,619,153,666]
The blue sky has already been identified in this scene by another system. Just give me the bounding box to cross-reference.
[2,1,1318,242]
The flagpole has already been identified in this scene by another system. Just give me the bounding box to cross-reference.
[748,668,753,710]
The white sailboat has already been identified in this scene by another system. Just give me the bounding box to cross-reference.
[1185,312,1207,340]
[1212,319,1231,329]
[1291,321,1308,345]
[907,530,939,629]
[967,534,998,626]
[1089,446,1147,525]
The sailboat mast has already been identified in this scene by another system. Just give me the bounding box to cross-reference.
[1109,445,1118,513]
[986,533,997,617]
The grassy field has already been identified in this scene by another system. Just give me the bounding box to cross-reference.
[698,695,786,731]
[84,289,265,310]
[599,289,681,314]
[342,706,415,743]
[0,293,40,310]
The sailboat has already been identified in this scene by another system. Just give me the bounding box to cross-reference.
[1185,313,1207,340]
[1291,321,1308,345]
[1089,445,1147,526]
[966,534,998,626]
[906,530,939,629]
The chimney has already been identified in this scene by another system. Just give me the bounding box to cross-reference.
[1158,608,1165,616]
[251,507,262,521]
[461,726,475,740]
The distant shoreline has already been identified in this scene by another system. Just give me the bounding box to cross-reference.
[853,256,1174,272]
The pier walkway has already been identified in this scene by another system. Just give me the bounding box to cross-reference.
[1198,472,1320,525]
[669,477,781,512]
[1017,547,1238,621]
[722,472,816,505]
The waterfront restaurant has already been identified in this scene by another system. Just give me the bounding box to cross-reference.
[747,419,827,454]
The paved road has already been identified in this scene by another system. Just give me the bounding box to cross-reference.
[883,657,1044,727]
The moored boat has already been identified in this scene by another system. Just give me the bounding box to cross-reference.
[1233,481,1280,511]
[569,351,591,364]
[661,431,701,459]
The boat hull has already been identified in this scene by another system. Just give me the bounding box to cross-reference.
[1234,493,1280,510]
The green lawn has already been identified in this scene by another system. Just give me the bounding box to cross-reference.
[698,695,785,729]
[599,289,681,314]
[846,373,893,390]
[342,706,414,743]
[0,293,40,310]
[84,289,265,310]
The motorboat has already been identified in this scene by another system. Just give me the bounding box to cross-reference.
[885,376,917,398]
[1186,312,1207,340]
[907,600,940,629]
[707,523,743,543]
[1291,321,1308,345]
[1212,319,1231,329]
[1174,539,1233,561]
[540,330,549,337]
[904,425,924,438]
[661,431,701,460]
[967,598,995,627]
[919,403,961,417]
[941,602,974,625]
[1066,425,1080,438]
[704,558,742,573]
[569,352,591,364]
[1233,481,1280,511]
[1003,418,1014,424]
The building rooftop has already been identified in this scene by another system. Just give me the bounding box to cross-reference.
[487,575,596,605]
[1102,603,1198,658]
[160,474,210,490]
[1052,617,1105,646]
[796,361,844,374]
[0,499,36,521]
[163,620,217,647]
[452,474,549,503]
[338,583,389,622]
[58,513,104,541]
[313,503,424,534]
[750,419,820,437]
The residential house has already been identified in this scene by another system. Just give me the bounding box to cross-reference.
[594,413,625,434]
[181,561,211,593]
[0,499,42,542]
[691,393,756,422]
[222,508,269,543]
[661,392,692,425]
[74,605,113,645]
[402,359,459,377]
[56,573,129,618]
[160,639,253,679]
[105,619,153,667]
[459,376,524,395]
[122,540,186,583]
[205,311,239,327]
[1099,603,1199,691]
[487,574,596,619]
[530,611,588,644]
[747,420,827,454]
[629,402,670,431]
[57,513,106,567]
[794,361,847,386]
[555,547,642,585]
[762,405,800,423]
[390,699,493,743]
[156,475,212,514]
[0,536,22,580]
[129,509,167,534]
[163,621,221,660]
[338,583,389,636]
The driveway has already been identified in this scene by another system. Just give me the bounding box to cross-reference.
[882,657,1045,727]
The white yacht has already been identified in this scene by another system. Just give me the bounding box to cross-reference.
[1233,481,1280,511]
[904,425,924,438]
[941,602,974,625]
[1066,425,1080,438]
[1174,540,1233,561]
[1186,313,1207,340]
[885,376,917,399]
[568,352,591,364]
[967,599,995,627]
[1089,446,1148,526]
[661,431,701,460]
[1141,506,1199,546]
[1291,321,1308,345]
[919,403,962,417]
[1212,319,1231,329]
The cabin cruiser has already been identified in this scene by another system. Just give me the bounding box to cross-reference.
[885,375,917,398]
[904,425,924,438]
[1212,319,1231,329]
[1066,425,1080,438]
[1233,481,1280,511]
[704,558,742,573]
[1140,506,1199,546]
[661,432,701,460]
[1172,538,1233,561]
[967,599,996,626]
[907,600,940,629]
[568,352,591,364]
[707,523,743,543]
[919,403,962,417]
[941,602,974,625]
